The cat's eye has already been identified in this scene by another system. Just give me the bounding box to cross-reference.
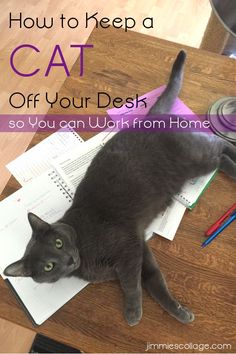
[44,262,54,272]
[55,238,63,249]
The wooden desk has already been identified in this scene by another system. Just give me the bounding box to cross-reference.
[1,27,236,353]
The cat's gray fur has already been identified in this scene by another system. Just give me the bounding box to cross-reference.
[4,51,236,326]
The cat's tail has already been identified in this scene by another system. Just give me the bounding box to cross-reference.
[148,50,186,115]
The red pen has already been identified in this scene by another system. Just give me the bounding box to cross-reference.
[205,203,236,237]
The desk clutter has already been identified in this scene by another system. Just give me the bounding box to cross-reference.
[0,87,216,325]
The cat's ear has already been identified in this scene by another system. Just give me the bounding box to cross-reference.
[28,212,50,233]
[3,259,32,277]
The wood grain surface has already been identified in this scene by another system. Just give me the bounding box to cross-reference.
[0,27,236,353]
[0,318,34,353]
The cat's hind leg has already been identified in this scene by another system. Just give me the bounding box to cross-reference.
[222,141,236,162]
[217,140,236,179]
[142,242,194,324]
[219,154,236,180]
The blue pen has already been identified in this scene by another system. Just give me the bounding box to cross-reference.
[202,210,236,248]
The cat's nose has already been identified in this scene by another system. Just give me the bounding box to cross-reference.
[67,257,74,266]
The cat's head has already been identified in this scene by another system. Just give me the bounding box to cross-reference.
[3,212,80,283]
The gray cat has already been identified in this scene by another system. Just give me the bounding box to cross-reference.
[4,51,236,326]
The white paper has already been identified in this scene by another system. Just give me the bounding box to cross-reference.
[0,172,88,325]
[145,199,186,241]
[7,130,84,185]
[52,131,115,192]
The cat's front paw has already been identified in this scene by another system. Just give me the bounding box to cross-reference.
[172,303,195,324]
[124,305,142,326]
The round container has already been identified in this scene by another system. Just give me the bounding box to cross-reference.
[207,97,236,143]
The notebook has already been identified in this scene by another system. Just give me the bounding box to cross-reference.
[174,171,218,209]
[107,86,217,209]
[51,130,117,192]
